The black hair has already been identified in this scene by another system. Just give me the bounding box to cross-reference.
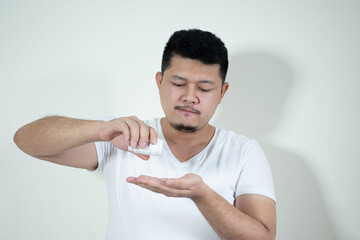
[161,29,228,83]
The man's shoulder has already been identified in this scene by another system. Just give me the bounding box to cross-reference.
[215,127,254,144]
[213,127,259,155]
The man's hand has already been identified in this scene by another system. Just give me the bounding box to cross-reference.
[14,115,158,170]
[98,116,158,160]
[127,173,276,240]
[126,173,209,201]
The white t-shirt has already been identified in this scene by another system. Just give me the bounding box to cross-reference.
[95,118,275,240]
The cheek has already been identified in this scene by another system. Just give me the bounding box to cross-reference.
[163,86,181,100]
[160,87,177,108]
[201,96,221,114]
[203,93,221,107]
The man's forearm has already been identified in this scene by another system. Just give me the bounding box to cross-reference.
[193,187,275,240]
[127,174,276,240]
[14,116,102,157]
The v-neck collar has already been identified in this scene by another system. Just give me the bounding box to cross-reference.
[156,118,218,168]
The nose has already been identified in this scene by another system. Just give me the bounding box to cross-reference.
[181,85,199,105]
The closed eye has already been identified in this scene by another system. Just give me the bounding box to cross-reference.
[198,87,212,92]
[172,82,185,87]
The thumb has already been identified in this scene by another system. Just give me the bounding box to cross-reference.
[165,178,189,190]
[133,153,150,161]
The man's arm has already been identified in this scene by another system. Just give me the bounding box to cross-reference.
[14,116,158,170]
[195,187,276,240]
[127,174,276,240]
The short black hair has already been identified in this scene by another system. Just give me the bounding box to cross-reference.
[161,29,228,83]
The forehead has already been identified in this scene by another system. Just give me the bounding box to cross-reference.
[164,55,222,83]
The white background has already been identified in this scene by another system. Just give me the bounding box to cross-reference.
[1,0,359,239]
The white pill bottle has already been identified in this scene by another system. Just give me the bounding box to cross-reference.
[128,138,163,156]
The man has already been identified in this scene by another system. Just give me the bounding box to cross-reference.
[14,29,276,239]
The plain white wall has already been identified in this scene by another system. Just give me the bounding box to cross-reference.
[1,1,359,239]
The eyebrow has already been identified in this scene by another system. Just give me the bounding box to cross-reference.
[171,75,215,85]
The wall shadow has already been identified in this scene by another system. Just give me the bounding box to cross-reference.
[213,52,337,239]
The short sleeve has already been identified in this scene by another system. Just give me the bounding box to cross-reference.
[235,140,276,202]
[86,117,115,172]
[93,141,113,171]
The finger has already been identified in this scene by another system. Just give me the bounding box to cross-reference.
[127,149,151,160]
[164,178,189,190]
[134,153,150,160]
[133,179,178,194]
[105,119,131,150]
[126,176,156,184]
[138,122,150,149]
[126,176,137,183]
[136,183,165,194]
[117,120,130,146]
[165,174,201,190]
[148,127,158,145]
[129,115,140,121]
[111,118,130,145]
[136,176,180,193]
[127,176,192,197]
[137,175,161,183]
[124,118,140,148]
[165,179,175,187]
[140,182,192,197]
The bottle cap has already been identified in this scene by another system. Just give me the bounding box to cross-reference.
[152,138,163,155]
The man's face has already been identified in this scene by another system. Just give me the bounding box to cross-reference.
[156,55,228,132]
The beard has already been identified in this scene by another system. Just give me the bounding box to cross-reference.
[169,122,197,133]
[169,105,201,133]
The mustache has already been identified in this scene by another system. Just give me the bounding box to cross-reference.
[175,106,201,114]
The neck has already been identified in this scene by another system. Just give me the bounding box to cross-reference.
[160,118,215,162]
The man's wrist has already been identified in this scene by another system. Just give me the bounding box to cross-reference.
[191,182,215,204]
[88,120,106,142]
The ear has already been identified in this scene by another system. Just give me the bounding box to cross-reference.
[155,72,163,90]
[219,82,229,104]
